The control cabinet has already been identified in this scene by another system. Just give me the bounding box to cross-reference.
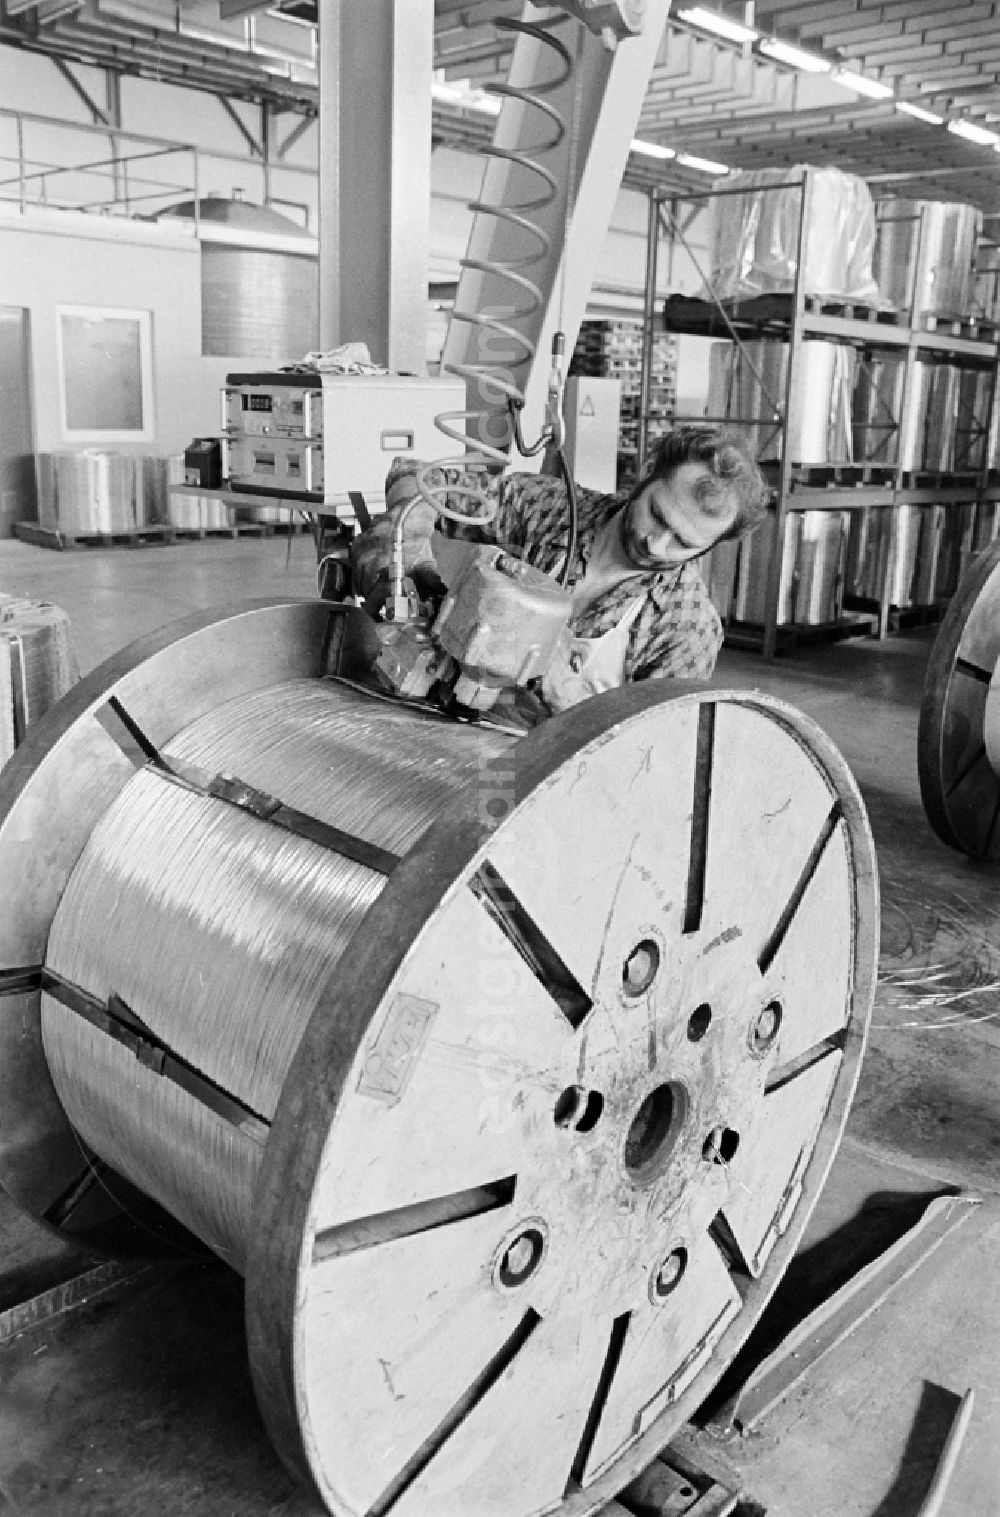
[223,372,466,510]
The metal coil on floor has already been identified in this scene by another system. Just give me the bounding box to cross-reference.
[42,680,509,1270]
[0,600,879,1517]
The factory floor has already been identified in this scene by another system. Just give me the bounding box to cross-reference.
[0,533,998,1517]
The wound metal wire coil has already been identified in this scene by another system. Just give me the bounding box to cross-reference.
[0,603,881,1517]
[40,679,510,1272]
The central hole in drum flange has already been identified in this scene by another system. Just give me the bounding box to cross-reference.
[624,1082,688,1184]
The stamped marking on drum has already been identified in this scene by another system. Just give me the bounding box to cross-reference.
[358,994,438,1104]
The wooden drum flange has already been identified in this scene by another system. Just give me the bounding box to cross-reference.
[919,538,1000,859]
[0,602,879,1517]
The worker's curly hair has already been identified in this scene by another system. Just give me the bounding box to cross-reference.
[632,424,769,542]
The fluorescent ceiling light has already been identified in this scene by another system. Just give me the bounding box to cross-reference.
[677,151,730,174]
[758,37,831,73]
[179,22,250,52]
[431,80,501,116]
[834,69,893,100]
[947,118,1000,146]
[896,101,944,125]
[676,6,758,43]
[631,139,677,160]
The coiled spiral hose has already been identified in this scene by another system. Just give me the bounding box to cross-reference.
[393,17,576,597]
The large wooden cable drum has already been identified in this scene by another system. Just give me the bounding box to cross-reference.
[919,537,1000,859]
[0,601,879,1517]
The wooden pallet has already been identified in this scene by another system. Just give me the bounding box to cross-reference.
[13,520,305,551]
[919,311,999,340]
[662,292,905,338]
[803,295,904,326]
[897,470,980,490]
[791,463,897,489]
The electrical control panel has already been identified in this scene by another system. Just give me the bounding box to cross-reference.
[223,372,466,512]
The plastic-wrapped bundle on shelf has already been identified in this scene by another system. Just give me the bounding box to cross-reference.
[935,502,977,600]
[707,340,855,463]
[845,508,886,603]
[897,364,937,471]
[852,355,903,464]
[914,505,944,605]
[875,199,981,319]
[789,344,856,464]
[922,366,960,473]
[973,257,1000,324]
[843,506,940,606]
[705,341,763,458]
[734,511,794,625]
[166,457,232,530]
[695,536,740,620]
[796,512,850,624]
[710,165,880,304]
[955,371,996,473]
[733,510,849,627]
[886,507,922,608]
[0,595,76,768]
[974,502,1000,552]
[848,505,946,610]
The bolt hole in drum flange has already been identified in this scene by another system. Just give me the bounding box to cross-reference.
[493,1221,549,1292]
[649,1245,688,1305]
[622,938,661,997]
[0,617,879,1517]
[702,1127,741,1166]
[553,1085,605,1133]
[687,1003,713,1042]
[749,1000,783,1058]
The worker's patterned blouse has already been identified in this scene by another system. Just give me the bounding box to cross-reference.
[385,459,724,683]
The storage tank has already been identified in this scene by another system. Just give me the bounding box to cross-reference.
[157,194,318,362]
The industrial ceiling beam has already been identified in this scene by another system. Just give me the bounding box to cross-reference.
[276,110,315,159]
[52,53,108,122]
[218,95,263,157]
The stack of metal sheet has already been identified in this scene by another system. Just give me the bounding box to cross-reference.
[852,355,903,464]
[165,456,231,530]
[935,502,977,599]
[955,371,996,473]
[845,504,965,609]
[36,453,167,536]
[0,595,76,767]
[875,199,981,318]
[897,364,962,472]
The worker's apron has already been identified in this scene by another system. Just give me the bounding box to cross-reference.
[541,595,645,714]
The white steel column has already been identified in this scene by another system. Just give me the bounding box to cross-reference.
[318,0,433,372]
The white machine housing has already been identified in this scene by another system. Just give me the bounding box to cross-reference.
[223,372,466,514]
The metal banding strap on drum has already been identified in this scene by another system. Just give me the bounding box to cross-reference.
[40,679,510,1272]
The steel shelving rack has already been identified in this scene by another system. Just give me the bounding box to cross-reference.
[635,176,1000,659]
